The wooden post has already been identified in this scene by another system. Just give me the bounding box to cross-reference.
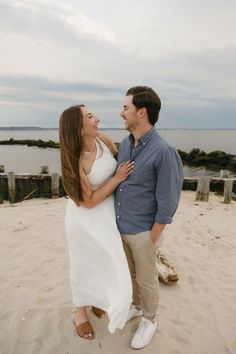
[40,165,49,174]
[0,177,4,204]
[0,165,5,173]
[196,177,210,201]
[51,173,59,198]
[8,171,16,203]
[224,179,233,203]
[220,170,230,178]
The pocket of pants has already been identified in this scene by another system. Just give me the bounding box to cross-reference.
[150,231,164,248]
[155,232,164,247]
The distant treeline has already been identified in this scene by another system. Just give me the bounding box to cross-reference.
[1,139,236,172]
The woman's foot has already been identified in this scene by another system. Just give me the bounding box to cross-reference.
[73,307,95,340]
[74,321,95,340]
[92,306,106,318]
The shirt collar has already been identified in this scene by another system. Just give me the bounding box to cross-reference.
[128,127,155,147]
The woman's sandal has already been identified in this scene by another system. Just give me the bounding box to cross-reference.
[92,306,106,318]
[74,320,95,340]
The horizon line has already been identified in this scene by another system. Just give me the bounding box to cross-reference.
[1,126,236,131]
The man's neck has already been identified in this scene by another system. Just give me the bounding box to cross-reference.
[132,125,153,145]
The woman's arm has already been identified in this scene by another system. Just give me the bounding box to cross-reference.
[80,161,133,208]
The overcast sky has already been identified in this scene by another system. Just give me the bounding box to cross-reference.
[0,0,235,128]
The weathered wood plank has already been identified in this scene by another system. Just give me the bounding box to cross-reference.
[51,173,60,198]
[224,179,234,203]
[0,177,4,204]
[196,177,210,202]
[8,171,15,203]
[40,165,49,174]
[220,170,230,178]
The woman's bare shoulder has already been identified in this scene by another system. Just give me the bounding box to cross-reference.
[98,133,118,156]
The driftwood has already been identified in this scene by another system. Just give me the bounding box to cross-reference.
[23,187,39,201]
[157,252,179,284]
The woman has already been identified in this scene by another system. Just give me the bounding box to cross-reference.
[59,104,133,340]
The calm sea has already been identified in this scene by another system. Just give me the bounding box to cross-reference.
[0,129,236,176]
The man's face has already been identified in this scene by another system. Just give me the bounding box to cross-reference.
[120,95,139,132]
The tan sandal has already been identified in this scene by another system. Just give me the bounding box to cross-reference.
[92,306,106,318]
[74,320,95,340]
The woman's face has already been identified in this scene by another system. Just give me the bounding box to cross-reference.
[81,106,100,138]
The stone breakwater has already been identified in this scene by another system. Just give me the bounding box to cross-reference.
[0,138,59,149]
[178,148,236,173]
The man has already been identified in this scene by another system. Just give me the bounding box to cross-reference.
[115,86,184,349]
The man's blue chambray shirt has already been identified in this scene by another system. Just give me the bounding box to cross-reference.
[115,127,184,235]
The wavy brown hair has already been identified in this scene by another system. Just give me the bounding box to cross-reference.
[59,104,85,205]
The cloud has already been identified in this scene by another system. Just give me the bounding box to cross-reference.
[0,74,125,127]
[0,0,235,128]
[0,0,115,42]
[0,68,235,129]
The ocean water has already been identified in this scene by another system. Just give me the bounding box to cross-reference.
[0,129,236,175]
[0,129,236,153]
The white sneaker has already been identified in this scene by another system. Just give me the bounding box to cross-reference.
[131,317,157,349]
[126,304,143,323]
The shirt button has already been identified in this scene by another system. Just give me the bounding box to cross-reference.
[118,202,121,205]
[117,215,120,219]
[120,188,123,192]
[143,143,146,146]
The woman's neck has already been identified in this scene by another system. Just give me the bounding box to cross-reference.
[82,137,96,153]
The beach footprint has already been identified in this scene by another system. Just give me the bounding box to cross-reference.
[12,224,30,232]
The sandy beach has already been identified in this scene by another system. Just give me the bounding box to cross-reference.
[0,191,236,354]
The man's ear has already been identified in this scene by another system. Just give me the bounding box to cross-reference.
[139,107,147,118]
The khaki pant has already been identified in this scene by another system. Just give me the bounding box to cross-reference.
[122,231,160,321]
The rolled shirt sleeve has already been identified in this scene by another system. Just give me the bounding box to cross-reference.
[155,147,184,224]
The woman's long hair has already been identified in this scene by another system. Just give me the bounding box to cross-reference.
[59,104,85,205]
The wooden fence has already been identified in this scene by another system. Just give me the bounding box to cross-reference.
[0,171,65,204]
[0,167,236,204]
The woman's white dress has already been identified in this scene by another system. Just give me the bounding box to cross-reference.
[65,139,132,333]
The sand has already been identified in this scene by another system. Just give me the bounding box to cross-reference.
[0,191,236,354]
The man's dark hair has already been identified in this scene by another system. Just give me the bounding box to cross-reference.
[126,86,161,125]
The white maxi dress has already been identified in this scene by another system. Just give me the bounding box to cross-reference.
[65,139,132,333]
